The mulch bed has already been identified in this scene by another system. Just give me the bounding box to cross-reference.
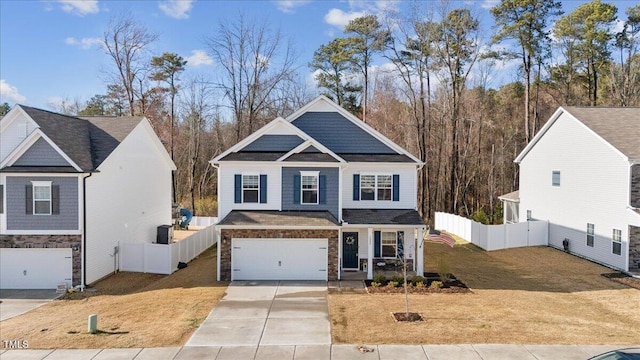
[365,272,471,294]
[602,272,640,290]
[393,312,424,322]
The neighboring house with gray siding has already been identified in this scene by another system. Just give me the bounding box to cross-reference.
[500,107,640,274]
[0,105,175,289]
[211,96,426,282]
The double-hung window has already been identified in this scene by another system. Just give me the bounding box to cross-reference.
[552,171,561,186]
[360,175,392,201]
[612,229,622,255]
[381,231,397,258]
[32,181,52,215]
[301,172,319,205]
[586,223,595,247]
[242,175,259,203]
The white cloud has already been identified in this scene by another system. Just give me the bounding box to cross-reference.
[0,80,26,103]
[55,0,99,16]
[324,8,366,28]
[185,50,213,67]
[65,37,102,49]
[275,0,311,14]
[159,0,193,19]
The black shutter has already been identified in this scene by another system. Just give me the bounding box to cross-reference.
[51,185,60,215]
[374,231,381,258]
[319,175,326,204]
[293,174,301,204]
[259,174,267,204]
[353,174,360,201]
[392,174,400,201]
[0,185,3,214]
[25,185,33,215]
[234,174,242,203]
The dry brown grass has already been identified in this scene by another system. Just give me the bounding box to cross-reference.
[0,246,227,349]
[329,242,640,345]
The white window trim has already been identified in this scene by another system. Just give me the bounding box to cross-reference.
[241,174,260,204]
[612,229,622,255]
[587,223,595,247]
[31,181,52,216]
[360,173,393,202]
[380,231,398,259]
[300,171,319,205]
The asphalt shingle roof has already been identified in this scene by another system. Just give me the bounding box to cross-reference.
[342,209,425,225]
[219,152,287,161]
[564,107,640,160]
[498,190,519,202]
[218,210,340,227]
[16,106,142,171]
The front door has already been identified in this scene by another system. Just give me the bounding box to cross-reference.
[342,232,358,269]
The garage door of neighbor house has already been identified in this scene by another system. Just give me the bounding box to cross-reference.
[0,248,72,289]
[232,239,328,281]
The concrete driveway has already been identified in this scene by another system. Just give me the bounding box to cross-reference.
[0,289,62,321]
[187,281,330,347]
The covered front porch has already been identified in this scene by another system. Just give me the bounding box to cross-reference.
[339,209,426,280]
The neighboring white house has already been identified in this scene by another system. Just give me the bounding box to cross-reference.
[503,107,640,273]
[0,105,175,289]
[211,96,427,281]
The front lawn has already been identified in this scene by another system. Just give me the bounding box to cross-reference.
[0,246,227,349]
[329,242,640,344]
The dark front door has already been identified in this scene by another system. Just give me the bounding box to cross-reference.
[342,232,358,269]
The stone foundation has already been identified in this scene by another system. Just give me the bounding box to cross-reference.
[219,229,339,281]
[0,235,82,286]
[629,225,640,272]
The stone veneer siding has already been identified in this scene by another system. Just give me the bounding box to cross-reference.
[0,235,82,286]
[629,226,640,272]
[219,229,339,281]
[632,165,640,208]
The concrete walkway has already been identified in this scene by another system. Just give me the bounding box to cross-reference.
[186,280,331,347]
[1,344,634,359]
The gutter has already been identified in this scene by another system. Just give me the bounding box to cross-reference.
[81,171,93,290]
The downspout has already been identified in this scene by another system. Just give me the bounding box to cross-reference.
[82,172,93,290]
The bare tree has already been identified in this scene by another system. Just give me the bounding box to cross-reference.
[103,13,158,116]
[206,13,298,142]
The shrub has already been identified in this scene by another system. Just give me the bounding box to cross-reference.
[437,258,452,282]
[372,274,387,284]
[390,275,405,284]
[415,281,426,288]
[411,276,426,286]
[429,280,443,289]
[471,208,489,224]
[387,281,399,288]
[370,282,382,288]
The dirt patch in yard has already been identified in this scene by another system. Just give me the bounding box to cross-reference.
[329,242,640,345]
[0,246,227,349]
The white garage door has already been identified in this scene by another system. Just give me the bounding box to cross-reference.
[232,239,328,280]
[0,248,72,289]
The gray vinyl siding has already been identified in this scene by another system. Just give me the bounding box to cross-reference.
[281,167,339,219]
[631,164,640,208]
[292,112,396,154]
[240,135,304,152]
[14,138,71,167]
[6,176,79,230]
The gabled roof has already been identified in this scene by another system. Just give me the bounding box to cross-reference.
[3,105,144,172]
[498,190,519,202]
[211,96,423,165]
[516,106,640,163]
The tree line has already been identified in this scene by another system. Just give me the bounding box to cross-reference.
[7,0,637,223]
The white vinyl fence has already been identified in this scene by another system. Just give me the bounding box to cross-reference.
[120,221,217,275]
[434,212,548,251]
[191,216,218,227]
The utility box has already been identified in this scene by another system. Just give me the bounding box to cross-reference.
[157,225,173,244]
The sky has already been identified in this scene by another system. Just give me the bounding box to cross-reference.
[0,0,636,111]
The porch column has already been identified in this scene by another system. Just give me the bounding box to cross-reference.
[416,227,424,277]
[216,227,222,282]
[367,227,373,280]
